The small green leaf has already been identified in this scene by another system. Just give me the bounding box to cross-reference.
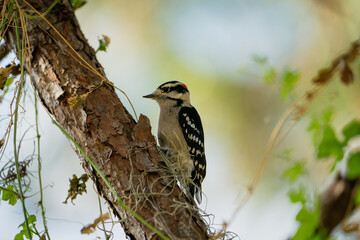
[308,118,321,146]
[308,118,320,132]
[262,67,277,84]
[5,76,14,88]
[317,125,343,160]
[14,232,24,240]
[280,69,300,99]
[28,215,36,225]
[342,120,360,145]
[96,35,110,53]
[2,185,18,206]
[23,229,30,239]
[295,208,312,222]
[288,185,306,204]
[347,152,360,179]
[322,108,333,124]
[70,0,87,10]
[283,162,304,183]
[17,217,35,240]
[292,200,321,240]
[27,215,36,224]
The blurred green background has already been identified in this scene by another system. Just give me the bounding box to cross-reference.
[2,0,360,239]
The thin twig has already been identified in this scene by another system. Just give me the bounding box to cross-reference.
[98,196,110,240]
[13,8,32,240]
[22,0,60,19]
[35,90,50,239]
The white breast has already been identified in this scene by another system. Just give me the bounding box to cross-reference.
[158,106,193,178]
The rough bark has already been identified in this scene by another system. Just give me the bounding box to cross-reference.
[2,0,209,239]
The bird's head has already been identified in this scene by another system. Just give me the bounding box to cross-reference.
[143,81,190,106]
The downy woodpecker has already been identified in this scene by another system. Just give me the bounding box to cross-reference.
[144,81,206,204]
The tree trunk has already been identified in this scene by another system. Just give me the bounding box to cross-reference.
[2,0,209,239]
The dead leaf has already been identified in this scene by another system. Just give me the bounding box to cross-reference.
[339,59,354,85]
[81,213,110,234]
[102,35,111,46]
[67,93,88,109]
[0,63,15,90]
[63,174,89,204]
[313,68,333,85]
[0,138,4,149]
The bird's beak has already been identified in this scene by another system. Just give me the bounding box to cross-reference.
[143,91,158,99]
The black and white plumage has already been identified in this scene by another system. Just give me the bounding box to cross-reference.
[143,81,206,204]
[178,106,206,201]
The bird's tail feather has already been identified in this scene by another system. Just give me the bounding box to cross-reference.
[188,183,202,204]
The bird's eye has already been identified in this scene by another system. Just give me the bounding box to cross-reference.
[160,87,169,93]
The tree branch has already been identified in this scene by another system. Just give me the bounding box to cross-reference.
[2,0,209,239]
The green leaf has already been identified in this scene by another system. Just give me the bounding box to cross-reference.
[293,212,318,240]
[347,152,360,179]
[280,69,300,99]
[27,215,36,225]
[17,217,35,240]
[70,0,87,10]
[308,118,320,132]
[308,118,321,146]
[14,232,24,240]
[317,125,344,160]
[292,200,321,240]
[2,185,18,206]
[288,185,306,204]
[283,162,304,183]
[96,35,110,53]
[23,229,30,240]
[308,109,335,147]
[342,120,360,145]
[322,108,333,124]
[262,67,277,84]
[5,76,14,88]
[296,208,312,222]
